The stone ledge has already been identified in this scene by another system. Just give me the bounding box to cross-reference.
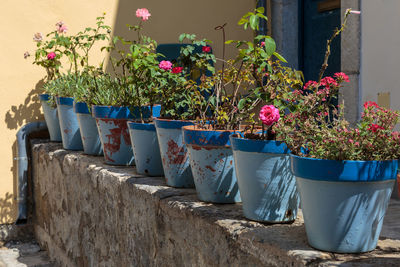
[31,141,400,267]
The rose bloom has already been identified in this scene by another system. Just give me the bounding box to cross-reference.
[171,67,183,74]
[33,32,43,42]
[159,60,172,71]
[202,46,211,53]
[47,52,56,60]
[55,21,68,33]
[260,41,265,47]
[259,105,280,126]
[136,8,151,21]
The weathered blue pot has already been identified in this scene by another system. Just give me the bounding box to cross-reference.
[182,125,241,203]
[128,122,164,176]
[154,118,195,188]
[291,154,397,253]
[39,94,61,141]
[391,162,400,199]
[92,105,161,166]
[230,136,299,222]
[74,102,103,155]
[56,97,83,150]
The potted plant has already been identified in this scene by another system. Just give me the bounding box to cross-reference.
[27,28,63,141]
[226,7,304,222]
[42,73,84,150]
[71,14,111,155]
[276,9,399,253]
[94,8,160,166]
[181,17,264,203]
[154,33,216,187]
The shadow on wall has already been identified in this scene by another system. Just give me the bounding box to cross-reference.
[4,79,45,130]
[2,79,45,223]
[0,192,14,224]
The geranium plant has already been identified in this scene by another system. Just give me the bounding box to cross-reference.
[274,9,400,161]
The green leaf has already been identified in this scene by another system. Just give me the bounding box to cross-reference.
[249,15,258,30]
[238,99,246,110]
[238,18,248,25]
[272,51,287,63]
[264,37,276,57]
[256,7,265,14]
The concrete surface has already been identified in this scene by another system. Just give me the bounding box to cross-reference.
[0,240,53,267]
[31,142,400,266]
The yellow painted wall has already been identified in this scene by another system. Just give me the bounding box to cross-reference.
[0,0,254,223]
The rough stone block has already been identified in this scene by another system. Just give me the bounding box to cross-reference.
[31,142,400,267]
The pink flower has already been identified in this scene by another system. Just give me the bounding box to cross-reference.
[259,105,280,126]
[47,52,56,60]
[171,67,183,74]
[260,41,265,47]
[202,46,211,53]
[33,32,43,42]
[159,60,172,71]
[23,51,30,59]
[350,10,361,14]
[334,72,350,82]
[55,21,68,33]
[136,8,151,21]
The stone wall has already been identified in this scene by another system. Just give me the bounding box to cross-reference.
[31,142,400,267]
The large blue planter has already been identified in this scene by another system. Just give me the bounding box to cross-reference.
[74,102,103,155]
[56,97,83,150]
[154,119,195,188]
[39,94,61,141]
[128,122,164,176]
[92,105,161,166]
[230,136,299,222]
[182,125,241,203]
[291,154,397,253]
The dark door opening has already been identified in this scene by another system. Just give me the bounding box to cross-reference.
[301,0,341,82]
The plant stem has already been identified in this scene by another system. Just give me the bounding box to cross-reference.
[318,9,352,82]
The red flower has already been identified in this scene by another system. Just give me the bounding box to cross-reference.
[368,123,384,133]
[303,80,317,90]
[320,76,338,87]
[334,72,350,82]
[171,67,183,74]
[363,101,380,110]
[202,46,211,53]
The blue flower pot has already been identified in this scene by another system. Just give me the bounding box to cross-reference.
[39,94,61,142]
[127,122,164,176]
[92,105,161,166]
[182,125,241,203]
[154,118,195,188]
[56,97,83,150]
[74,102,103,155]
[230,136,299,222]
[290,154,397,253]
